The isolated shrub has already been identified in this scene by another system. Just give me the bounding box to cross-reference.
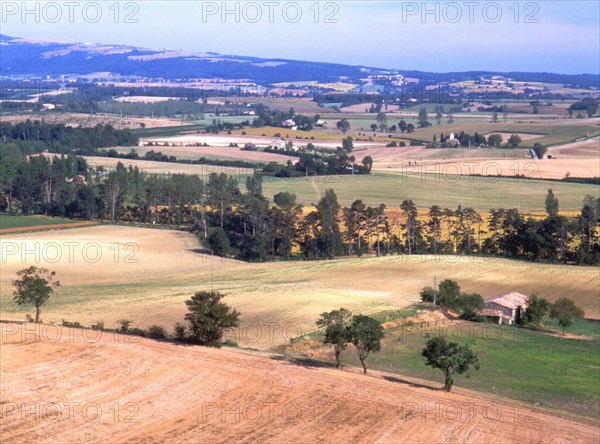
[422,336,480,391]
[13,266,60,323]
[184,291,240,346]
[507,134,522,148]
[345,315,384,374]
[532,143,547,159]
[118,319,133,333]
[550,298,584,334]
[487,134,503,146]
[419,286,436,303]
[316,308,353,368]
[147,325,167,339]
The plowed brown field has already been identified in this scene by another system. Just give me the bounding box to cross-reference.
[1,324,598,443]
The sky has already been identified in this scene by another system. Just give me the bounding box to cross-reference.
[2,1,599,74]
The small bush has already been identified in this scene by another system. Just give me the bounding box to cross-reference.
[147,325,167,339]
[462,314,487,323]
[174,322,187,341]
[419,286,436,303]
[118,319,133,332]
[128,328,146,337]
[62,320,82,328]
[91,320,104,330]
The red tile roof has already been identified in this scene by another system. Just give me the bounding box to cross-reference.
[485,291,529,310]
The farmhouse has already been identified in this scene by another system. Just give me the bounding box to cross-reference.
[481,291,529,325]
[271,138,287,150]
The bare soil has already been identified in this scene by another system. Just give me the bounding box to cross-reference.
[1,323,598,443]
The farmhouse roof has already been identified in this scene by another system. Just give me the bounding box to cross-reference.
[480,307,512,322]
[485,291,529,310]
[480,308,503,317]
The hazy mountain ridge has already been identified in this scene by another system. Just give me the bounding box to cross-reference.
[1,35,598,88]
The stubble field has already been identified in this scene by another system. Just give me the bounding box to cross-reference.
[1,225,598,351]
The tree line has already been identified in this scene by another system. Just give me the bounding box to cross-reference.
[0,120,137,155]
[2,155,598,265]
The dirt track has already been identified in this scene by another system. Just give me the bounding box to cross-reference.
[1,323,598,443]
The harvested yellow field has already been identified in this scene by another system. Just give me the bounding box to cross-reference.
[375,157,599,180]
[1,226,598,350]
[483,132,545,140]
[548,137,600,158]
[0,112,185,129]
[368,140,600,179]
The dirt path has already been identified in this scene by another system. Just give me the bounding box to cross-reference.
[310,176,321,201]
[1,323,598,443]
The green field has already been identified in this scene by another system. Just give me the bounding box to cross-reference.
[262,172,599,210]
[399,122,599,147]
[0,215,82,231]
[365,147,531,160]
[289,310,600,422]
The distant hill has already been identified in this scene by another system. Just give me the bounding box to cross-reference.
[0,35,372,83]
[1,35,598,88]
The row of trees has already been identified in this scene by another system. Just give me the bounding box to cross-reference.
[262,151,373,178]
[431,131,522,148]
[316,307,479,391]
[523,295,584,334]
[0,120,137,155]
[11,266,241,346]
[2,155,598,265]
